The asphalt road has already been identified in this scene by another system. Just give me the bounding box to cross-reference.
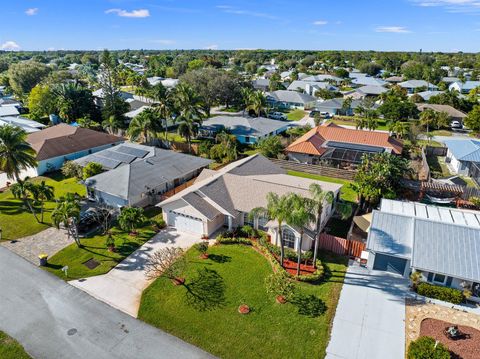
[0,246,213,359]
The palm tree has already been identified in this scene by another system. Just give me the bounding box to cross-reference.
[419,109,437,137]
[287,194,315,276]
[250,192,291,266]
[127,108,162,144]
[0,125,37,181]
[118,207,146,235]
[51,197,81,247]
[309,183,334,267]
[389,121,410,139]
[32,181,54,223]
[11,177,40,222]
[241,88,253,116]
[173,84,204,152]
[246,91,267,117]
[102,115,123,135]
[148,84,174,143]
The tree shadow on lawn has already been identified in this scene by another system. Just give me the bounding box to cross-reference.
[291,293,327,318]
[0,200,28,215]
[207,254,231,263]
[183,267,226,312]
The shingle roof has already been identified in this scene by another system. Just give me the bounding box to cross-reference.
[0,106,20,117]
[302,75,342,83]
[267,90,317,104]
[182,192,221,220]
[287,80,337,92]
[27,124,124,161]
[201,116,289,138]
[356,85,388,96]
[351,77,387,87]
[399,80,438,89]
[416,103,466,119]
[286,123,403,155]
[415,90,444,101]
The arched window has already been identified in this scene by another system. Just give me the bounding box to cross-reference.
[282,228,296,249]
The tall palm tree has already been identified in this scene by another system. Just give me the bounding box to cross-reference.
[148,84,174,143]
[287,194,315,276]
[127,108,162,144]
[246,91,267,117]
[250,192,292,267]
[389,121,410,139]
[0,125,37,181]
[419,109,437,138]
[32,181,54,223]
[11,177,40,222]
[309,183,334,267]
[51,196,81,247]
[102,115,123,135]
[173,84,204,152]
[241,88,253,116]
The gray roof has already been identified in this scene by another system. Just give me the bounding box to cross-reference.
[182,192,221,220]
[85,148,212,201]
[302,75,342,83]
[315,98,362,111]
[451,81,480,91]
[287,80,337,92]
[0,106,20,117]
[398,80,438,89]
[356,85,388,96]
[267,90,317,105]
[444,140,480,163]
[201,116,289,138]
[351,77,387,87]
[415,90,444,101]
[124,106,151,119]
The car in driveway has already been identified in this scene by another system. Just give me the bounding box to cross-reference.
[451,120,462,129]
[267,112,287,120]
[309,110,331,119]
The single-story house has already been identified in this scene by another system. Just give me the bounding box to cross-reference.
[123,106,151,120]
[302,75,343,84]
[366,199,480,303]
[345,85,388,99]
[267,90,317,110]
[351,77,387,87]
[449,81,480,94]
[92,88,134,108]
[84,147,212,208]
[27,124,124,175]
[146,77,179,88]
[158,154,342,248]
[199,115,290,144]
[0,106,20,117]
[314,98,363,116]
[385,76,404,84]
[0,116,46,133]
[349,72,368,79]
[416,103,467,122]
[444,139,480,176]
[287,80,338,95]
[415,90,444,101]
[286,123,403,164]
[442,77,460,85]
[398,80,438,94]
[252,78,270,91]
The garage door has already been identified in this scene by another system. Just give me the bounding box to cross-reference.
[373,254,407,275]
[167,212,204,234]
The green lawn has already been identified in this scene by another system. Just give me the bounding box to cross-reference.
[426,155,452,178]
[0,174,86,241]
[429,130,452,137]
[287,170,357,203]
[139,245,348,359]
[165,131,200,144]
[43,208,162,280]
[416,140,443,147]
[329,117,390,131]
[0,331,31,359]
[286,109,307,121]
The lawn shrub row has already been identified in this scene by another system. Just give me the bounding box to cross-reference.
[416,282,464,304]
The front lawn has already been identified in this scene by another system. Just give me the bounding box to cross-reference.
[426,155,452,178]
[139,245,347,359]
[328,117,390,131]
[43,209,162,280]
[0,174,86,241]
[287,170,357,203]
[0,331,31,359]
[286,109,306,121]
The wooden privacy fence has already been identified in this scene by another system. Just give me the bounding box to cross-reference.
[425,146,448,156]
[318,233,365,258]
[160,178,197,200]
[270,159,357,180]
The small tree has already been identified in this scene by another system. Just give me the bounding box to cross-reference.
[118,206,146,235]
[145,247,187,284]
[407,336,450,359]
[31,180,54,223]
[82,162,103,180]
[257,136,284,158]
[61,161,83,179]
[91,204,117,235]
[194,242,209,259]
[51,195,81,247]
[265,271,296,302]
[11,177,39,223]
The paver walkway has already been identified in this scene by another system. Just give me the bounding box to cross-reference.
[326,261,410,359]
[70,227,201,317]
[0,227,72,265]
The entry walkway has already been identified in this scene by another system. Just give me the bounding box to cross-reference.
[70,228,200,317]
[326,261,410,359]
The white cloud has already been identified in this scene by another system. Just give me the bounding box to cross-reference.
[151,39,175,45]
[412,0,480,13]
[1,41,21,50]
[313,20,328,25]
[105,8,150,18]
[25,8,39,16]
[216,5,278,20]
[375,26,411,33]
[204,44,219,50]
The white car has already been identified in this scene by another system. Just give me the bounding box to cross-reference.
[268,112,287,121]
[450,121,462,129]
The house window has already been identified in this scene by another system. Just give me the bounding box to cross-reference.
[243,212,254,226]
[258,216,268,230]
[245,136,250,143]
[282,228,296,249]
[433,273,446,284]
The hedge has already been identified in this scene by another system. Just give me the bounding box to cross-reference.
[407,336,450,359]
[416,282,464,304]
[215,236,252,245]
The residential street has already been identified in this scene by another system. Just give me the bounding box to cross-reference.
[0,246,213,359]
[326,262,410,359]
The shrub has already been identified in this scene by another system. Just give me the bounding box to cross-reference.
[61,161,83,179]
[215,236,252,245]
[194,241,209,254]
[239,225,256,238]
[82,162,104,180]
[265,271,296,301]
[407,336,450,359]
[416,282,464,304]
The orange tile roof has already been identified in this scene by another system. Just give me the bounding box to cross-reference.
[286,123,403,155]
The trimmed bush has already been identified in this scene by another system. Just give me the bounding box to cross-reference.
[215,236,252,245]
[417,282,464,304]
[407,336,450,359]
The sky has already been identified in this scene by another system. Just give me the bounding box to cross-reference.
[1,0,480,52]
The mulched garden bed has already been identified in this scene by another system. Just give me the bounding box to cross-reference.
[279,258,316,276]
[420,318,480,359]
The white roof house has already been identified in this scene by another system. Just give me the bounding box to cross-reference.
[0,117,46,133]
[398,80,438,93]
[0,106,20,117]
[449,81,480,94]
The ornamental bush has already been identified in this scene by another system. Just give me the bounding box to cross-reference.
[407,336,450,359]
[416,282,464,304]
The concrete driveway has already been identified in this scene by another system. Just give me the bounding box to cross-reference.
[326,262,410,359]
[70,228,201,317]
[0,246,212,359]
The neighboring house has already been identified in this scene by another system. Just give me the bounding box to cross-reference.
[385,76,404,84]
[302,75,343,84]
[27,124,124,175]
[442,77,460,84]
[366,199,480,302]
[444,139,480,176]
[449,81,480,94]
[345,85,388,99]
[416,103,467,122]
[199,115,290,144]
[0,98,22,107]
[84,147,212,208]
[351,77,387,87]
[146,77,179,88]
[0,116,46,133]
[287,80,338,95]
[349,72,368,79]
[267,90,317,110]
[158,154,342,248]
[314,98,363,116]
[92,88,134,108]
[252,78,270,91]
[0,106,20,117]
[286,123,403,164]
[123,105,151,120]
[415,90,444,101]
[398,80,438,94]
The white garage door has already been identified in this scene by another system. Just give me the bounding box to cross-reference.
[168,211,204,234]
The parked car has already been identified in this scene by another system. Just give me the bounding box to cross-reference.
[309,110,331,119]
[450,120,462,129]
[268,112,287,120]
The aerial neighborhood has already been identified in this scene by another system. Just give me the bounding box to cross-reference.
[2,2,480,358]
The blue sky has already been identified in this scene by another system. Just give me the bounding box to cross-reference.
[1,0,480,52]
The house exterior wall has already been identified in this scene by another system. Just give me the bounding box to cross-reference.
[446,149,468,175]
[91,189,128,208]
[206,214,224,236]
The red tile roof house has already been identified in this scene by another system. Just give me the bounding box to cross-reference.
[286,123,403,165]
[27,124,125,175]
